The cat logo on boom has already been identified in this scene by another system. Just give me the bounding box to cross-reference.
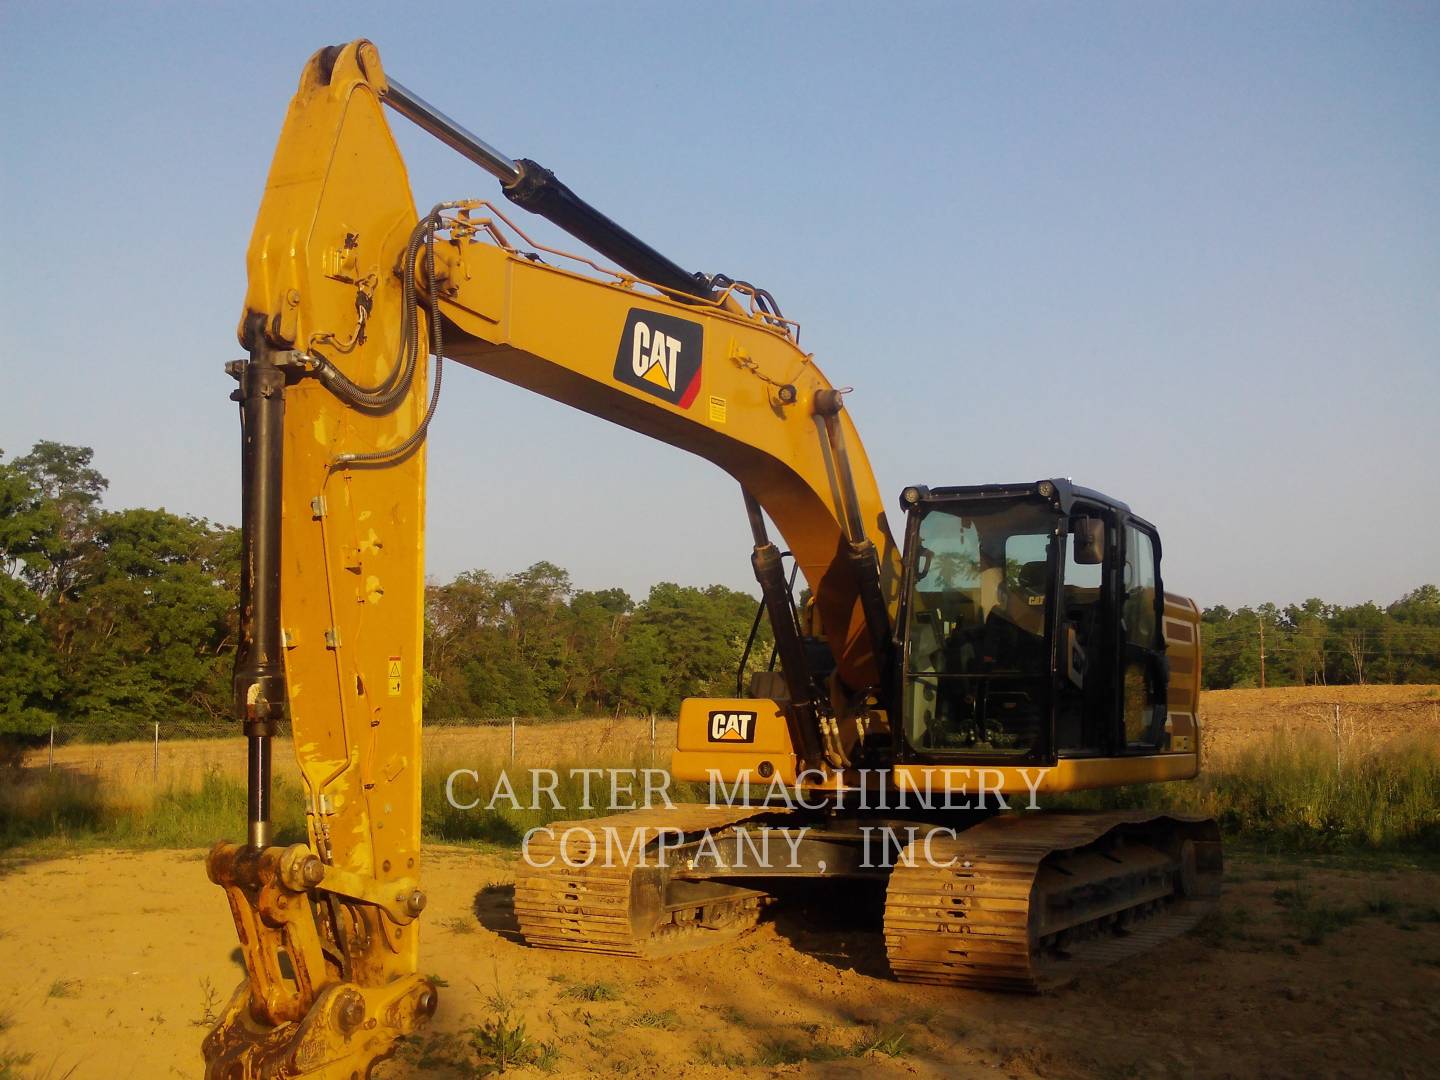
[613,308,704,408]
[708,710,758,744]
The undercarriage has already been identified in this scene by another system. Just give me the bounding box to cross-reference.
[514,805,1222,991]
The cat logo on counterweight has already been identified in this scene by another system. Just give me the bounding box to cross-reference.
[708,710,757,744]
[613,309,703,408]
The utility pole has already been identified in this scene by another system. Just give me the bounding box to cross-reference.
[1258,618,1266,690]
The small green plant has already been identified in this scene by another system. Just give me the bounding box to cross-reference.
[0,1047,37,1078]
[1272,879,1310,910]
[533,1042,560,1072]
[406,1032,470,1071]
[852,1025,910,1057]
[756,1041,807,1066]
[440,916,476,934]
[467,969,556,1075]
[1273,884,1360,945]
[46,978,80,999]
[1195,906,1255,946]
[471,1011,534,1075]
[562,980,620,1002]
[695,1040,749,1068]
[1363,890,1399,916]
[630,1009,678,1030]
[756,1039,848,1066]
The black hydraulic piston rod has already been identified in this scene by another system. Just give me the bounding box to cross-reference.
[743,490,825,764]
[232,315,289,850]
[383,78,712,301]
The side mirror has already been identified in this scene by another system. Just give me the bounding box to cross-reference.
[1072,517,1105,565]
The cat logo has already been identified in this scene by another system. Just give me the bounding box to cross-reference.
[708,710,758,744]
[613,308,703,408]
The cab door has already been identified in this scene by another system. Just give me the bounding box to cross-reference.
[1054,505,1114,755]
[1119,522,1168,750]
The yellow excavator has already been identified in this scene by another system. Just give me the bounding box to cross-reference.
[206,39,1220,1078]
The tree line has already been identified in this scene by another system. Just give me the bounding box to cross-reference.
[0,442,771,747]
[1200,592,1440,689]
[2,441,1435,747]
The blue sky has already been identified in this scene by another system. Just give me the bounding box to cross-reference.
[2,2,1436,609]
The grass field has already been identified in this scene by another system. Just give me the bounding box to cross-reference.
[5,686,1438,859]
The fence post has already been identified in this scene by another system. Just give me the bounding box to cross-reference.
[650,712,656,764]
[153,721,160,781]
[49,726,54,772]
[510,716,516,763]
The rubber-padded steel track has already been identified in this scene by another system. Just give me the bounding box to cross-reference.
[884,811,1221,992]
[514,805,775,957]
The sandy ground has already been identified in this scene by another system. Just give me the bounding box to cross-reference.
[1,846,1438,1079]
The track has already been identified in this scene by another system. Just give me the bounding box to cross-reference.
[513,805,777,957]
[884,811,1222,992]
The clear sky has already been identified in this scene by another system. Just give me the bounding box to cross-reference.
[2,2,1436,610]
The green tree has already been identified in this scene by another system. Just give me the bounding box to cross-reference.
[563,587,633,713]
[0,451,65,754]
[59,508,238,732]
[1388,585,1440,684]
[1200,606,1261,689]
[11,441,107,599]
[1283,598,1331,685]
[622,583,766,713]
[1328,602,1387,685]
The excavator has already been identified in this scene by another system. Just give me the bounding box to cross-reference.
[206,39,1220,1079]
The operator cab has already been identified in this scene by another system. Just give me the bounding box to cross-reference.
[894,479,1169,766]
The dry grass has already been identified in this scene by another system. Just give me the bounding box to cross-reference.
[6,690,1439,858]
[2,738,683,856]
[1059,725,1440,853]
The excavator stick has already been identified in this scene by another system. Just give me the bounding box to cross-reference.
[211,40,436,1079]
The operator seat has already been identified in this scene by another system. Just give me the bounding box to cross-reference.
[1006,561,1049,635]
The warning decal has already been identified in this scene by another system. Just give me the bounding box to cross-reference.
[387,656,402,697]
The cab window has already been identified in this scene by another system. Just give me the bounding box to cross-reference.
[902,501,1055,758]
[1121,524,1165,747]
[1123,528,1158,649]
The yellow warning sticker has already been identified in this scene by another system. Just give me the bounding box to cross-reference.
[708,395,727,423]
[387,656,402,697]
